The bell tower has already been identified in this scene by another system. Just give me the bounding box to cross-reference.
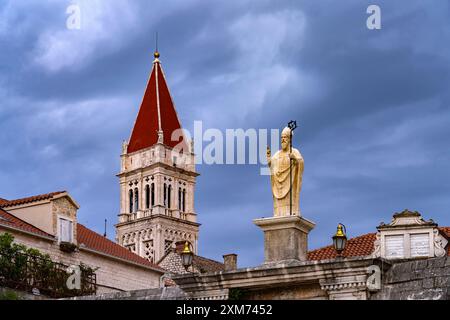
[115,51,200,264]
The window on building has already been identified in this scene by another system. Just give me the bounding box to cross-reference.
[151,183,155,207]
[163,183,167,208]
[145,185,150,209]
[178,187,182,210]
[164,240,173,254]
[173,156,177,168]
[134,188,139,212]
[168,185,172,209]
[182,189,186,212]
[59,218,73,243]
[125,244,136,253]
[129,189,133,213]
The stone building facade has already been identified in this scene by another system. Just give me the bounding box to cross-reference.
[0,192,164,294]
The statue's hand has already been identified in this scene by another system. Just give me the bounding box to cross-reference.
[266,146,271,165]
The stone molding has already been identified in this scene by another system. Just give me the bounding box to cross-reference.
[253,215,315,233]
[319,275,368,300]
[173,257,376,300]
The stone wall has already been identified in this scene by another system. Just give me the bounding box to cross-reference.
[67,286,187,300]
[0,287,51,300]
[371,256,450,300]
[241,284,327,300]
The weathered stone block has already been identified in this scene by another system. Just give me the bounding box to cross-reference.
[445,257,450,267]
[434,276,450,288]
[405,288,446,300]
[410,270,426,280]
[389,264,414,283]
[422,278,435,289]
[425,267,448,278]
[441,267,450,276]
[427,257,446,269]
[396,280,422,290]
[414,260,428,270]
[254,216,315,263]
[223,254,238,271]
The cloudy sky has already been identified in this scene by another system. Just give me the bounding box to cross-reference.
[1,0,449,267]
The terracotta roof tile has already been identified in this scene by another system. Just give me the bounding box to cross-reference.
[0,208,54,238]
[0,191,66,207]
[440,227,450,238]
[127,55,187,153]
[308,227,450,261]
[308,233,376,261]
[77,224,164,272]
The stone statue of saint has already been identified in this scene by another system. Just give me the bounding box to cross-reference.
[266,127,304,217]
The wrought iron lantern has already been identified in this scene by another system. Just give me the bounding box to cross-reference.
[332,223,347,255]
[180,241,194,270]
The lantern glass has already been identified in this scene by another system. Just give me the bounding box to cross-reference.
[333,235,347,253]
[181,252,192,268]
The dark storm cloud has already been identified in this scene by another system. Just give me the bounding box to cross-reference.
[1,0,449,267]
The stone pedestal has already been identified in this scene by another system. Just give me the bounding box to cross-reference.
[254,215,315,264]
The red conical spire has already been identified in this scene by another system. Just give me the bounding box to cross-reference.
[127,51,186,154]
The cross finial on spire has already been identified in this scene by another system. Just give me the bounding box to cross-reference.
[154,31,160,59]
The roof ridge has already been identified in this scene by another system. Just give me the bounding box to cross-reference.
[0,191,67,207]
[307,232,377,253]
[193,254,225,266]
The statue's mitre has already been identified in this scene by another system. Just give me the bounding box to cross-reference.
[282,127,291,136]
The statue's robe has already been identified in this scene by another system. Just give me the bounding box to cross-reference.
[269,148,304,217]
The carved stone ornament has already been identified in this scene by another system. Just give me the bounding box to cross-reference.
[157,130,164,144]
[433,229,449,257]
[320,275,367,292]
[122,140,128,154]
[385,209,436,228]
[372,233,381,258]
